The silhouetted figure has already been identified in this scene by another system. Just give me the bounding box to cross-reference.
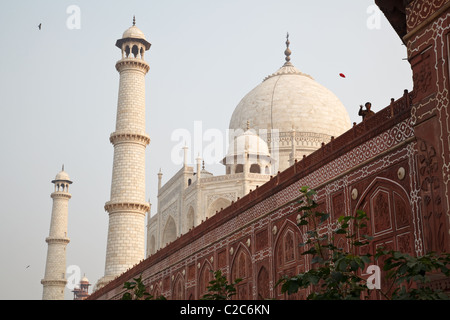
[359,102,375,121]
[38,23,42,30]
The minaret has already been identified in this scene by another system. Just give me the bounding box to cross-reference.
[41,166,72,300]
[96,17,151,289]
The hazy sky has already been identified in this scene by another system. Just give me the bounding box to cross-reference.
[0,1,412,300]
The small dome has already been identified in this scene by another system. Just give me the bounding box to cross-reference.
[116,21,151,51]
[52,167,72,184]
[80,276,89,284]
[226,129,270,158]
[55,170,70,181]
[122,25,147,41]
[201,169,213,177]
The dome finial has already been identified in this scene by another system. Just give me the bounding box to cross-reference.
[62,164,64,171]
[133,15,136,26]
[284,32,292,65]
[246,120,250,130]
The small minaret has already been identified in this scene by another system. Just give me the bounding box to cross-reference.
[289,126,296,166]
[97,17,151,289]
[41,166,72,300]
[183,143,189,168]
[72,275,91,300]
[196,154,202,181]
[157,169,163,190]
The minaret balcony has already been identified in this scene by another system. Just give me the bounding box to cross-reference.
[104,201,150,215]
[115,58,150,73]
[45,237,70,244]
[109,132,150,146]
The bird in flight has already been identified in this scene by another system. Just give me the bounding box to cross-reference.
[38,23,42,30]
[26,265,30,269]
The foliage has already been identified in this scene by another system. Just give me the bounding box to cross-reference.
[121,274,166,300]
[201,270,242,300]
[376,249,450,300]
[276,186,450,300]
[277,186,373,299]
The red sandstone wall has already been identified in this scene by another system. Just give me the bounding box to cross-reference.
[405,0,450,254]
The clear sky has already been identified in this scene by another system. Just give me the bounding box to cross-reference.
[0,0,412,300]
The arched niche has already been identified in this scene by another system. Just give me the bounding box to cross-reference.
[162,216,177,246]
[197,260,213,299]
[207,198,231,218]
[172,273,185,300]
[230,244,253,300]
[186,207,195,231]
[273,220,306,300]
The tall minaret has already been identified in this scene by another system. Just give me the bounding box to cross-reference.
[41,166,72,300]
[96,17,151,289]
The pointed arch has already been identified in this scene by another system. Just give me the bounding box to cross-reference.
[354,177,412,248]
[257,266,270,300]
[151,283,162,299]
[250,163,261,173]
[273,220,306,299]
[207,198,231,218]
[132,44,139,57]
[148,235,156,255]
[198,259,214,299]
[172,272,185,300]
[355,177,414,299]
[186,206,195,231]
[162,216,177,246]
[230,243,253,299]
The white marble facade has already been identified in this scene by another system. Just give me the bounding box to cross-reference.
[147,129,273,255]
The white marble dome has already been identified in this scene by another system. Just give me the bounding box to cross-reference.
[52,168,72,184]
[226,129,271,158]
[229,61,351,138]
[54,170,70,181]
[122,25,146,40]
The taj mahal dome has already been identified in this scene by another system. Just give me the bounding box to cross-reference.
[229,35,351,172]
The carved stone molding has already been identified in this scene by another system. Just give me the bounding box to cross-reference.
[115,58,150,73]
[40,279,67,286]
[110,132,150,146]
[412,59,433,94]
[161,201,178,223]
[417,139,446,252]
[50,192,72,200]
[207,192,236,206]
[104,201,149,215]
[266,131,332,148]
[45,237,70,245]
[406,0,447,32]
